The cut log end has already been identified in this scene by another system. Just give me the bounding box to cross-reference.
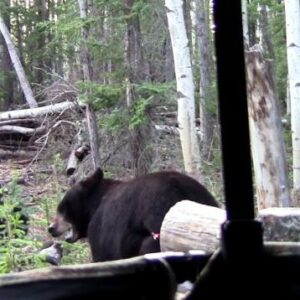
[160,200,225,253]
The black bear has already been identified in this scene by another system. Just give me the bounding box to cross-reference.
[48,168,219,262]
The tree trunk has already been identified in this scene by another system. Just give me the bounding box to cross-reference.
[246,47,291,208]
[160,200,225,253]
[14,0,24,68]
[34,0,47,84]
[284,0,300,204]
[195,0,214,162]
[163,37,175,82]
[248,2,257,47]
[124,0,152,176]
[258,4,275,60]
[0,15,38,108]
[77,0,100,170]
[183,0,192,48]
[241,0,249,49]
[86,104,100,169]
[165,0,201,173]
[0,0,13,110]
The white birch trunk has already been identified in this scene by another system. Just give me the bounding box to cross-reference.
[165,0,200,173]
[284,0,300,202]
[0,15,38,108]
[246,48,291,208]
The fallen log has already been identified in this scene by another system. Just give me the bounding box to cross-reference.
[258,207,300,242]
[0,144,41,151]
[0,125,46,135]
[0,148,36,159]
[160,201,300,254]
[0,118,40,126]
[0,140,30,147]
[154,124,180,135]
[0,101,82,121]
[154,124,201,137]
[160,200,225,253]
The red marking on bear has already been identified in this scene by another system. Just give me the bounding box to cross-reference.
[151,232,160,240]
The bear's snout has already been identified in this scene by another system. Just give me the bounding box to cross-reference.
[48,214,72,238]
[48,223,61,237]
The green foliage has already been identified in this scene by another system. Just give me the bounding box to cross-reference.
[136,82,171,96]
[77,81,123,109]
[0,180,48,273]
[102,109,129,133]
[129,97,151,130]
[0,162,92,274]
[61,241,91,265]
[268,2,287,105]
[129,82,174,129]
[52,153,65,173]
[100,82,174,133]
[0,239,46,274]
[132,0,152,15]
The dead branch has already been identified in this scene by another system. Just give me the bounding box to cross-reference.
[27,119,77,168]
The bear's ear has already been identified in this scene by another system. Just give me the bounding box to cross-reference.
[81,168,103,190]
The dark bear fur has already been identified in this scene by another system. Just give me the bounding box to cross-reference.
[49,168,219,262]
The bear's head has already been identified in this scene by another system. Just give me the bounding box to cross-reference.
[48,168,103,243]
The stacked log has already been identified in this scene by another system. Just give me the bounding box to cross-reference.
[160,201,300,253]
[0,102,81,160]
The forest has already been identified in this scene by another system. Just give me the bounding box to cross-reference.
[0,0,300,278]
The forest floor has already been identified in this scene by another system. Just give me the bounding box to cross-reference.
[0,158,60,241]
[0,152,92,270]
